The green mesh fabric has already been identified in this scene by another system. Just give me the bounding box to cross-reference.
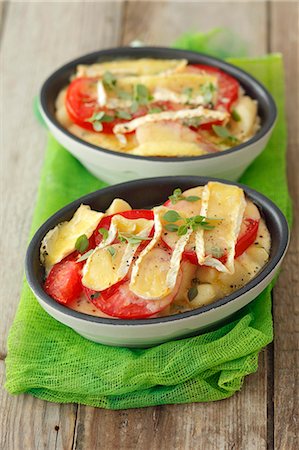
[5,34,291,409]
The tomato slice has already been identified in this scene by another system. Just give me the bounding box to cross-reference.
[44,256,83,304]
[84,277,177,320]
[65,77,126,133]
[188,64,239,112]
[93,209,154,246]
[235,218,259,258]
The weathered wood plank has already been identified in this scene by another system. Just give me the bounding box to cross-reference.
[73,352,267,450]
[122,0,267,56]
[0,2,123,450]
[0,361,76,450]
[73,2,269,449]
[0,0,124,356]
[270,2,299,449]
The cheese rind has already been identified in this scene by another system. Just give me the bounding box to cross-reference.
[113,107,228,134]
[129,207,191,299]
[196,182,246,273]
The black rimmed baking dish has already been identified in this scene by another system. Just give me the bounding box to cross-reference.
[25,176,289,347]
[39,47,277,184]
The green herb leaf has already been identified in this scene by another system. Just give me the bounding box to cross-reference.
[212,125,238,143]
[185,195,200,202]
[75,234,89,253]
[98,228,109,241]
[231,109,241,122]
[85,110,115,132]
[182,87,193,102]
[148,106,163,114]
[200,82,216,105]
[168,188,183,204]
[85,111,105,122]
[116,110,132,120]
[130,100,139,113]
[165,223,179,232]
[117,90,132,100]
[188,286,198,301]
[199,222,215,230]
[118,232,151,246]
[133,84,153,105]
[107,246,117,257]
[93,121,103,132]
[102,71,117,90]
[212,125,230,138]
[163,210,182,223]
[178,225,188,236]
[168,188,200,204]
[76,249,93,262]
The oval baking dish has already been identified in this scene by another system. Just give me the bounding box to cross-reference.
[25,176,289,347]
[39,47,277,184]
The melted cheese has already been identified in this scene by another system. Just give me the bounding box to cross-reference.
[105,198,132,215]
[40,205,103,273]
[82,216,153,291]
[113,107,228,134]
[76,58,188,78]
[129,207,191,299]
[195,182,246,273]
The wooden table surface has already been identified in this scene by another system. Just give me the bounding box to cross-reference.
[0,1,298,449]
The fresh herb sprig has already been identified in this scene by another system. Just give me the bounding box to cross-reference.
[75,234,89,253]
[102,71,117,90]
[168,188,200,205]
[106,246,117,257]
[231,108,241,122]
[163,210,217,236]
[212,125,239,144]
[98,228,109,241]
[85,111,114,131]
[118,232,151,246]
[200,82,216,105]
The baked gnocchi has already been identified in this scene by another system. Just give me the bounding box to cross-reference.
[55,58,260,157]
[40,182,270,319]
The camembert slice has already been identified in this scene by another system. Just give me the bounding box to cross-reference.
[129,207,191,299]
[196,182,246,273]
[40,205,104,273]
[82,215,153,291]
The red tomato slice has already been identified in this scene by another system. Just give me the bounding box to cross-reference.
[187,64,239,112]
[84,276,178,320]
[65,77,127,133]
[44,256,83,304]
[65,78,154,134]
[93,209,154,246]
[234,218,259,258]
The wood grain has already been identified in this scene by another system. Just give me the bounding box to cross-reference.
[72,352,268,450]
[0,361,76,449]
[122,0,267,56]
[1,1,298,449]
[0,2,123,450]
[270,2,299,449]
[0,0,124,356]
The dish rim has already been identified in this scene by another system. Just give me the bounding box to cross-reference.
[25,176,289,327]
[40,46,277,163]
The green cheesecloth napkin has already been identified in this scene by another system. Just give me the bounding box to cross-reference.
[5,31,291,409]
